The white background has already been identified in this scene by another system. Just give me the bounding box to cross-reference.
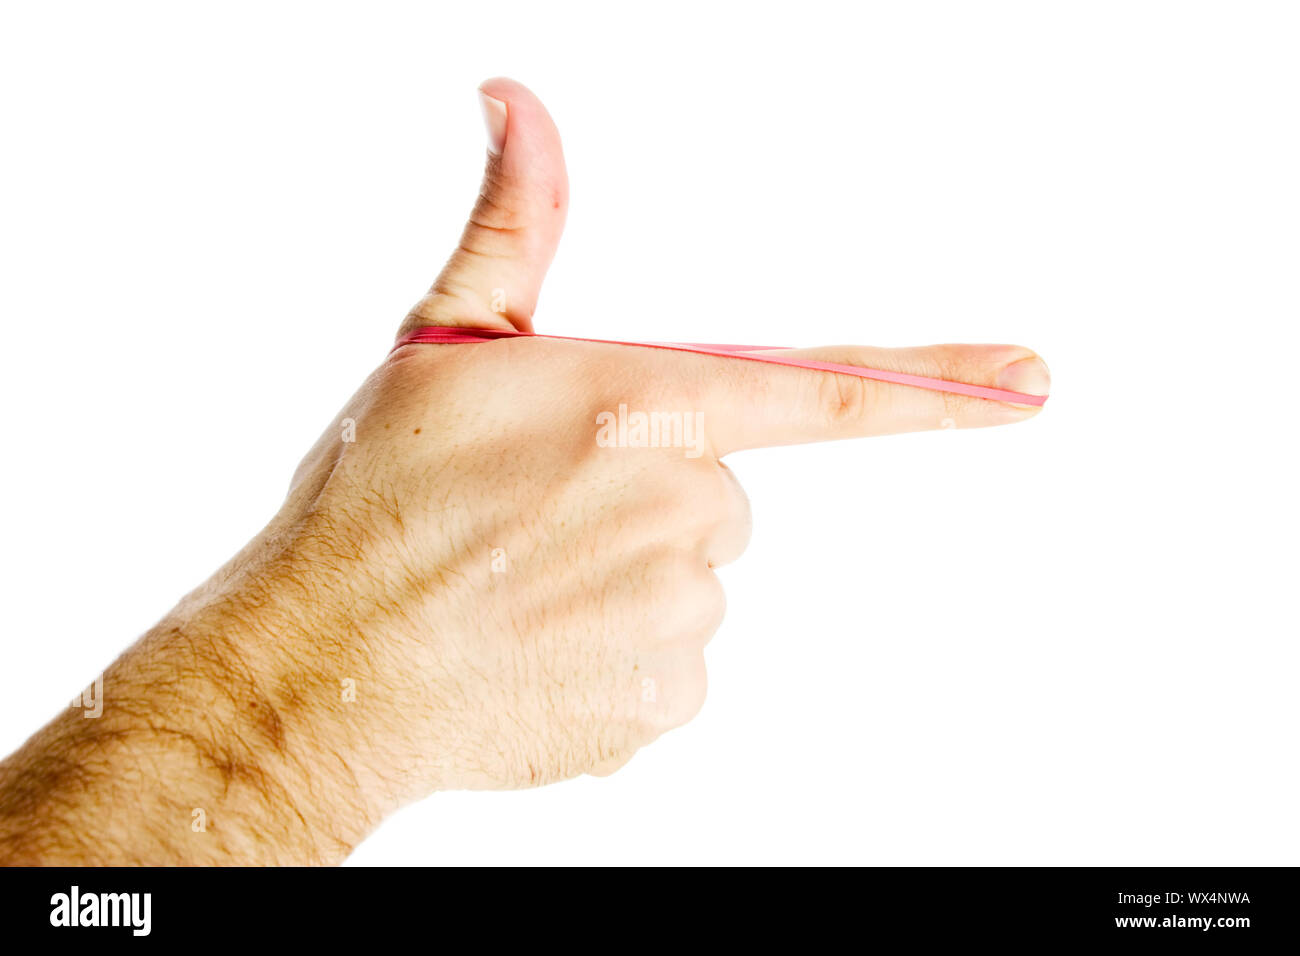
[1,2,1296,865]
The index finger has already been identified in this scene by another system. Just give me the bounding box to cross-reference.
[698,343,1050,455]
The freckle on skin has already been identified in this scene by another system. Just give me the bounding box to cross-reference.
[414,428,421,435]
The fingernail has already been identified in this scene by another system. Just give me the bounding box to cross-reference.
[997,357,1051,399]
[478,90,507,156]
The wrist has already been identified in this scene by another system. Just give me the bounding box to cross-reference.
[162,546,405,859]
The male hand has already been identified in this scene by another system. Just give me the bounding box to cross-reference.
[0,78,1048,864]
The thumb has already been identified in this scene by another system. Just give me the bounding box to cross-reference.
[401,78,569,337]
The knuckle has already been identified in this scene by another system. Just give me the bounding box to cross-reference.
[928,347,994,425]
[725,487,752,550]
[930,345,973,383]
[647,654,708,731]
[719,464,752,523]
[660,568,726,641]
[698,572,727,635]
[816,368,874,429]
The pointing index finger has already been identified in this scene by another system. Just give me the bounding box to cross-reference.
[700,343,1050,455]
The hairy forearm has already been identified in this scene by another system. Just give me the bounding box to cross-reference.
[0,560,382,865]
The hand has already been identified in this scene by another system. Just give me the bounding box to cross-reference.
[0,78,1048,865]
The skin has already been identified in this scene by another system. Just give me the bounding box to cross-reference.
[0,78,1049,865]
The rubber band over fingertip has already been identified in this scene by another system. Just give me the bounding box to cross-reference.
[391,327,1049,407]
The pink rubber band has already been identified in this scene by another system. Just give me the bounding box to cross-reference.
[391,327,1048,407]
